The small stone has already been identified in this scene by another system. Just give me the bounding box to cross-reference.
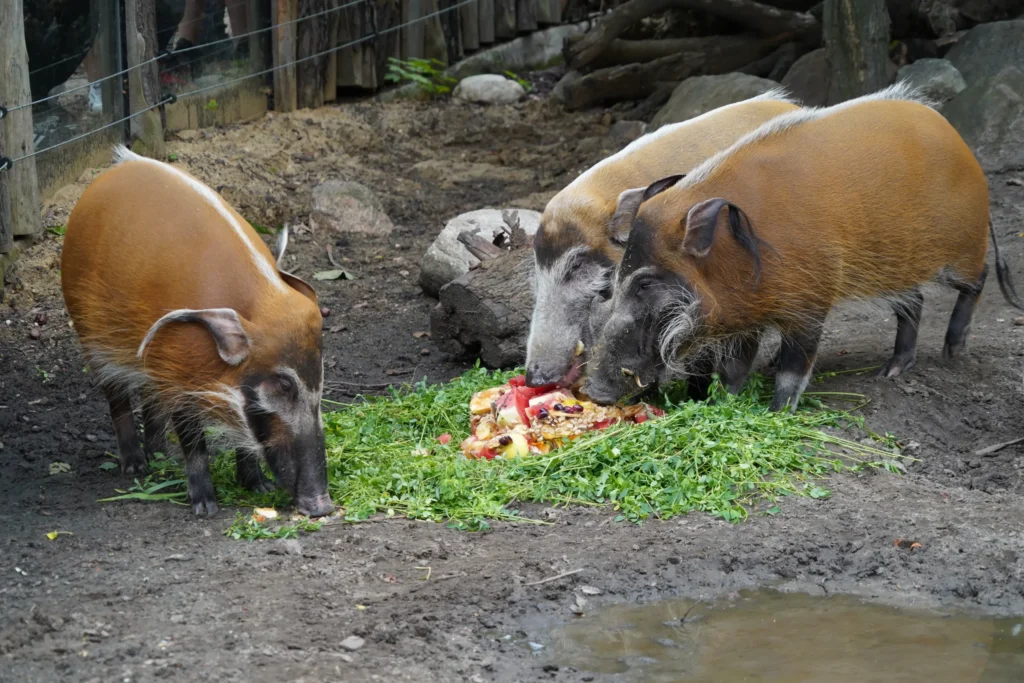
[1014,317,1024,326]
[85,434,98,442]
[453,74,526,105]
[528,642,545,652]
[169,614,185,624]
[340,635,365,651]
[320,307,331,318]
[420,348,430,356]
[310,180,393,236]
[29,327,41,340]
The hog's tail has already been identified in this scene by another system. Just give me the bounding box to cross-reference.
[990,220,1024,312]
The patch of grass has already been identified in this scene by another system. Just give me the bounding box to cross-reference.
[504,70,533,93]
[46,225,66,237]
[96,366,905,534]
[321,366,901,528]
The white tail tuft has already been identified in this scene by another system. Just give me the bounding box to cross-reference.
[112,143,143,166]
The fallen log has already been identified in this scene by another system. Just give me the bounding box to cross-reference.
[430,212,535,368]
[556,33,792,110]
[565,0,820,71]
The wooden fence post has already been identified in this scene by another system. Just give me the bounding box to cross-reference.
[248,0,267,71]
[478,0,495,45]
[516,0,537,33]
[298,0,329,109]
[460,1,479,53]
[0,0,41,242]
[495,0,515,40]
[272,0,298,112]
[125,0,166,159]
[422,0,447,64]
[325,0,341,101]
[402,0,425,60]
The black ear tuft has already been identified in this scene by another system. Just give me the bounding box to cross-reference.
[642,174,685,202]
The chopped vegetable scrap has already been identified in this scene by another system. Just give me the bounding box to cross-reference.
[459,374,664,459]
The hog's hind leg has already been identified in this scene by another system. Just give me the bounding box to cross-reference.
[172,411,219,517]
[101,384,148,476]
[879,289,924,378]
[140,387,169,462]
[236,448,276,493]
[943,265,987,360]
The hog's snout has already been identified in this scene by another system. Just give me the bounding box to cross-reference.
[525,363,564,387]
[296,492,335,517]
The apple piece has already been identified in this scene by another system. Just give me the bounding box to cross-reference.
[470,386,506,415]
[498,432,530,458]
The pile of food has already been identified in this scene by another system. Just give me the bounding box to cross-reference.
[459,375,664,459]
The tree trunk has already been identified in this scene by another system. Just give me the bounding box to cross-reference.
[298,0,329,109]
[430,250,535,369]
[0,0,41,242]
[565,0,820,71]
[556,33,791,110]
[824,0,891,104]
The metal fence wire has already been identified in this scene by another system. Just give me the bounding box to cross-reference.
[0,0,482,172]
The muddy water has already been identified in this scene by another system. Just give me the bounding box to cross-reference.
[547,589,1024,682]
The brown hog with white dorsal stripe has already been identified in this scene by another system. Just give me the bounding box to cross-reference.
[583,83,1024,412]
[525,88,801,391]
[61,146,333,518]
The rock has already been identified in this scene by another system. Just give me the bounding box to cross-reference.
[781,49,898,107]
[453,74,526,105]
[896,59,966,105]
[781,49,829,107]
[943,66,1024,173]
[607,120,647,146]
[310,180,393,236]
[340,635,365,651]
[419,208,541,297]
[946,20,1024,85]
[652,74,783,129]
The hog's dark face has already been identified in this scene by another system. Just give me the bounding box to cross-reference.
[240,342,333,518]
[582,214,700,405]
[526,224,614,388]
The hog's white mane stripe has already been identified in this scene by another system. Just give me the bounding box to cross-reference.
[566,87,798,191]
[680,82,936,189]
[112,144,286,292]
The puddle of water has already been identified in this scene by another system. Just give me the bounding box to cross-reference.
[547,589,1024,682]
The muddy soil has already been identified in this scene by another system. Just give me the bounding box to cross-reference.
[2,89,1024,683]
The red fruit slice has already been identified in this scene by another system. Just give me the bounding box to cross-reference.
[437,433,452,445]
[509,375,526,387]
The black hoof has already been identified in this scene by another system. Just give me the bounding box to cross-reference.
[879,353,916,378]
[120,449,149,477]
[190,498,219,517]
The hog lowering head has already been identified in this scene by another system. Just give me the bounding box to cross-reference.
[525,183,684,389]
[582,176,711,404]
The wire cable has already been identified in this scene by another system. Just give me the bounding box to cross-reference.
[1,0,479,170]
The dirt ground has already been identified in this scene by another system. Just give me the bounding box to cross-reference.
[3,82,1024,683]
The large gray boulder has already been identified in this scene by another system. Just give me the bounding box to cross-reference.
[943,66,1024,173]
[453,74,526,105]
[310,180,393,236]
[652,74,782,129]
[897,59,966,106]
[945,19,1024,85]
[420,208,542,297]
[782,48,829,107]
